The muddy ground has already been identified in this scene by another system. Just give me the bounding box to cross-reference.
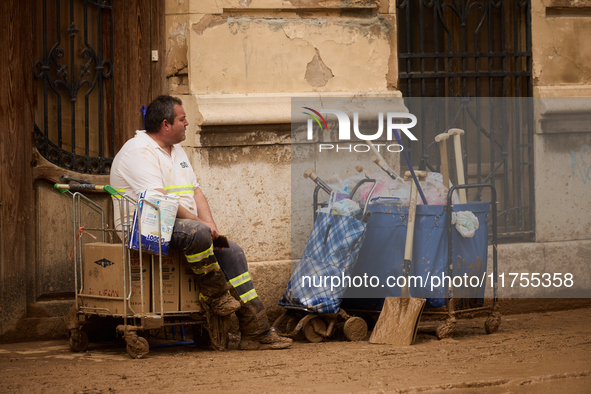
[0,308,590,393]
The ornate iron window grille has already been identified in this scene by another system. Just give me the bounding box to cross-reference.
[397,0,534,240]
[33,0,115,174]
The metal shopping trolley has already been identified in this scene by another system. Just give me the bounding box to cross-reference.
[423,183,501,339]
[55,182,229,358]
[273,173,377,343]
[341,182,500,339]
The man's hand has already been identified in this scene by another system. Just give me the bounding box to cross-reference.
[203,220,220,240]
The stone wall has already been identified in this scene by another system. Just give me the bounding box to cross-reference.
[163,0,591,316]
[531,1,591,244]
[162,0,404,317]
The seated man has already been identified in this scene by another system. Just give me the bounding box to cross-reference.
[110,94,292,350]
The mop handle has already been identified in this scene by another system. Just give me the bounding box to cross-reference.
[393,129,428,205]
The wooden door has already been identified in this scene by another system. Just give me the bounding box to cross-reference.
[0,0,164,342]
[0,1,35,342]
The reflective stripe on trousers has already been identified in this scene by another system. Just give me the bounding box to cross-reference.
[186,244,219,275]
[171,219,227,298]
[170,218,270,335]
[228,272,258,303]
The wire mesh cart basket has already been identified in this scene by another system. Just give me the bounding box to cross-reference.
[55,182,229,358]
[341,182,500,339]
[424,183,500,339]
[273,175,378,343]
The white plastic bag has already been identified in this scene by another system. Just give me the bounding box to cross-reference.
[330,198,361,216]
[451,211,479,237]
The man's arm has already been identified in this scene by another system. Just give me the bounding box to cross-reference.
[193,188,219,237]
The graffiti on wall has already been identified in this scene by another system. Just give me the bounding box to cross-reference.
[571,144,591,184]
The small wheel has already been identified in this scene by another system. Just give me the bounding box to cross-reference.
[285,316,299,336]
[69,330,89,352]
[436,319,456,340]
[485,312,501,334]
[126,336,150,359]
[303,317,326,343]
[343,317,368,341]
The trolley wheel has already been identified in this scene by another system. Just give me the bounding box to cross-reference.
[485,312,502,334]
[69,329,89,352]
[343,317,368,341]
[126,336,150,359]
[436,318,456,340]
[285,316,299,336]
[303,317,326,343]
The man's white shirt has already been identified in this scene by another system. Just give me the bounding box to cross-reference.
[110,130,198,229]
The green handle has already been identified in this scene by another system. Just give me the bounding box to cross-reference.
[54,183,120,196]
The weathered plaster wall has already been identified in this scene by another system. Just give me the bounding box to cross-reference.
[531,0,591,87]
[531,1,591,243]
[165,0,400,263]
[162,1,402,317]
[534,92,591,243]
[188,13,392,94]
[166,0,397,95]
[161,0,591,319]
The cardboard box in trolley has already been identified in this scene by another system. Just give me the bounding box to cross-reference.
[129,249,151,312]
[82,243,150,314]
[153,249,180,312]
[179,255,203,312]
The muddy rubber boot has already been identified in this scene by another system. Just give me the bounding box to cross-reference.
[238,328,293,350]
[210,292,241,316]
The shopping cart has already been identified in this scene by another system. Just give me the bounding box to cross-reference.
[341,183,500,339]
[273,176,377,343]
[55,182,229,358]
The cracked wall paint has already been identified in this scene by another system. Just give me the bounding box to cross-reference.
[305,48,334,87]
[192,15,226,35]
[166,19,189,77]
[190,15,391,93]
[532,0,591,86]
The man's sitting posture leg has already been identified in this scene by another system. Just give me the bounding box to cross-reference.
[171,219,241,316]
[215,243,292,350]
[172,219,292,350]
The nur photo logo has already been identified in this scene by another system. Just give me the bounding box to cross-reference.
[302,107,418,153]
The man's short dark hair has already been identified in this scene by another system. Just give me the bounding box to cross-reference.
[144,95,183,133]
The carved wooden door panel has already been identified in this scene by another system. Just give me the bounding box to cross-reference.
[25,0,164,331]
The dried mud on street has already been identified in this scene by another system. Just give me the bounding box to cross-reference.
[1,308,590,393]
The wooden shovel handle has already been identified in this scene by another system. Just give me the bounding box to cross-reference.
[303,168,332,195]
[448,128,467,203]
[404,175,418,263]
[435,133,450,189]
